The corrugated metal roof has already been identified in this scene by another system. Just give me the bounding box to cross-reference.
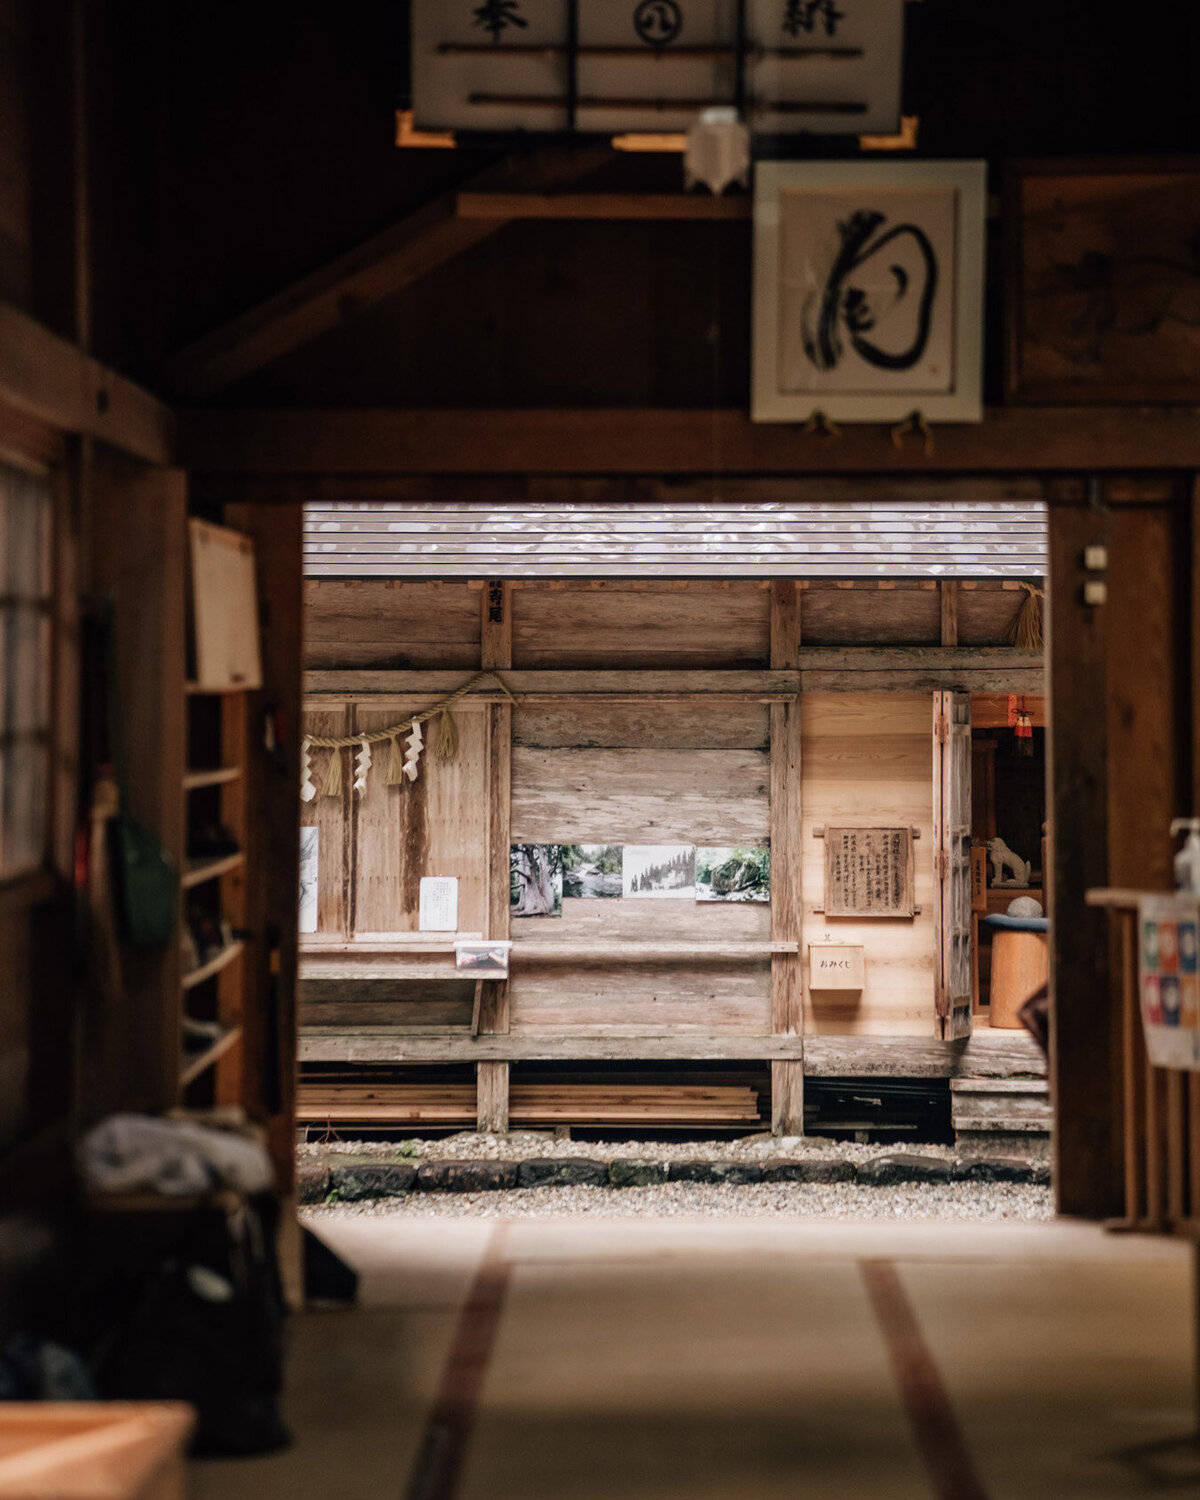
[304,501,1046,578]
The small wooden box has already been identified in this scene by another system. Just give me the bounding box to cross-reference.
[808,943,866,992]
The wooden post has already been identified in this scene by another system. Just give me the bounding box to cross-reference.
[226,500,304,1201]
[769,584,803,1134]
[1047,483,1121,1219]
[478,580,512,1130]
[940,580,959,647]
[83,463,186,1120]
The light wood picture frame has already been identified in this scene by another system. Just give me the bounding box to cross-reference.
[752,160,987,423]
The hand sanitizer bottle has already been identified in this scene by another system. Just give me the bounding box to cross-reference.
[1171,819,1200,894]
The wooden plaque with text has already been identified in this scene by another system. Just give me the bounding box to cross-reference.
[824,826,915,919]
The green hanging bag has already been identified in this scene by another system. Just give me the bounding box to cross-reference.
[98,597,178,946]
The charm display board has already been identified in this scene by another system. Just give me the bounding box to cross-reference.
[823,825,915,919]
[410,0,903,137]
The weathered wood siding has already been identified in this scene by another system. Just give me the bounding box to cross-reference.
[512,581,770,668]
[300,696,490,938]
[507,695,772,1035]
[802,694,935,1036]
[304,577,1037,670]
[304,578,480,669]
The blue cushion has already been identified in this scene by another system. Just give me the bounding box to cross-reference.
[982,914,1050,933]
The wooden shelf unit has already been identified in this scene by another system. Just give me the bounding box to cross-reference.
[183,764,242,791]
[181,850,245,890]
[181,938,246,991]
[180,1023,245,1087]
[181,686,248,1102]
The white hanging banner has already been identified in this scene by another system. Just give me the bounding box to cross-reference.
[410,0,903,137]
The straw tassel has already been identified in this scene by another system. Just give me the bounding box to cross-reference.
[1006,583,1044,651]
[432,709,458,761]
[300,738,316,802]
[385,733,406,786]
[321,746,343,799]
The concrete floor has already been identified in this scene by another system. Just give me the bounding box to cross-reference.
[193,1215,1198,1500]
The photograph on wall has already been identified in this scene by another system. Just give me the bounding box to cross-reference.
[561,844,623,899]
[510,844,563,918]
[695,846,771,903]
[753,161,986,423]
[623,845,696,899]
[299,826,319,934]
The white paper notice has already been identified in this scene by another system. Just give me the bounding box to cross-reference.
[298,827,318,934]
[419,876,459,932]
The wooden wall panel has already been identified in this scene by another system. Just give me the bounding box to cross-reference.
[0,0,32,309]
[304,580,480,669]
[801,694,935,1036]
[511,581,770,669]
[513,699,769,750]
[0,908,33,1150]
[300,978,475,1029]
[515,895,770,946]
[957,584,1027,646]
[353,700,489,935]
[300,707,350,935]
[800,585,940,646]
[511,748,770,844]
[508,961,771,1035]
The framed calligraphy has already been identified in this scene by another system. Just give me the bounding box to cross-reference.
[822,825,915,919]
[752,161,986,422]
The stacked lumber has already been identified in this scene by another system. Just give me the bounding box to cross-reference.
[297,1082,761,1125]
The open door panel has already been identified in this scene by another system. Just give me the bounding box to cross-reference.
[934,690,972,1040]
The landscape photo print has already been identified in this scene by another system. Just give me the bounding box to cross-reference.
[695,845,771,903]
[510,843,563,918]
[562,844,624,899]
[623,845,696,899]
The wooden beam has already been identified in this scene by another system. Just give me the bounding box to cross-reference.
[795,646,1043,693]
[769,580,802,665]
[297,1029,1043,1071]
[301,1033,809,1063]
[940,579,959,646]
[770,582,804,1135]
[182,405,1200,476]
[305,668,802,697]
[454,192,750,221]
[0,303,175,464]
[477,1059,509,1133]
[163,150,613,400]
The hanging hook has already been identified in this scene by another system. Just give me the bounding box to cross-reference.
[890,410,934,457]
[803,409,842,445]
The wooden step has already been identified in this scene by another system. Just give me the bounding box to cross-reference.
[297,1081,762,1126]
[951,1078,1051,1137]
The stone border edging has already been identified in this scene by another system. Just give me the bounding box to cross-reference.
[298,1151,1050,1205]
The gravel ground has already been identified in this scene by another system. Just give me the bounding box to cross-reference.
[297,1131,1007,1167]
[302,1181,1054,1222]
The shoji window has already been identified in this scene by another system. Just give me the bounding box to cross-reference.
[0,460,52,879]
